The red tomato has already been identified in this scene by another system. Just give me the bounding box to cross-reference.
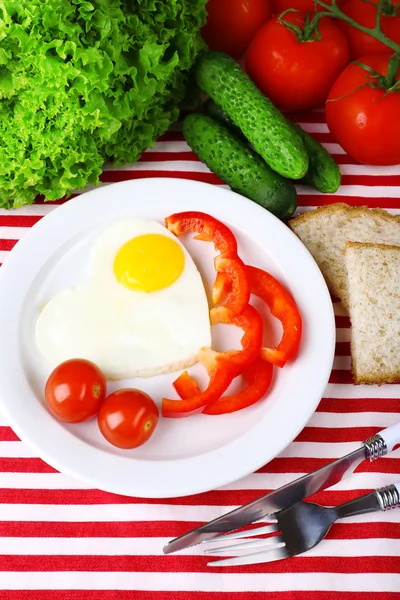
[45,359,106,423]
[325,54,400,165]
[202,0,273,58]
[244,11,350,111]
[272,0,341,13]
[341,0,400,59]
[98,389,159,449]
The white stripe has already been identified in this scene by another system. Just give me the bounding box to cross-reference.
[0,205,58,217]
[0,535,399,558]
[297,122,329,134]
[297,184,400,198]
[281,442,400,460]
[322,142,346,155]
[0,571,398,592]
[336,328,351,342]
[0,227,30,239]
[309,411,400,429]
[341,164,400,176]
[0,442,39,458]
[0,470,397,492]
[324,383,400,398]
[105,160,212,173]
[1,500,399,524]
[144,141,191,153]
[0,250,9,263]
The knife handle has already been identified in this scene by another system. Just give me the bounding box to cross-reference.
[365,422,400,461]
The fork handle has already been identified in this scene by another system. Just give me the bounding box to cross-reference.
[335,482,400,520]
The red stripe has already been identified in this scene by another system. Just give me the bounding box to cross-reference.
[329,370,354,385]
[0,459,57,473]
[317,396,400,413]
[335,342,351,356]
[0,593,396,600]
[0,519,397,540]
[0,488,383,506]
[139,152,201,162]
[257,457,400,474]
[0,428,19,442]
[335,316,351,328]
[0,216,42,227]
[0,553,398,574]
[0,239,18,251]
[295,426,378,443]
[100,170,224,185]
[340,174,400,186]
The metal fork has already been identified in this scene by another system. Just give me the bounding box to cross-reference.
[203,481,400,567]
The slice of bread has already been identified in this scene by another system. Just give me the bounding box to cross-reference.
[289,204,400,313]
[345,242,400,385]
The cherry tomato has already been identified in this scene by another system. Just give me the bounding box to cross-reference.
[45,359,106,423]
[341,0,400,60]
[98,389,159,449]
[244,11,350,111]
[202,0,273,59]
[325,54,400,165]
[272,0,342,13]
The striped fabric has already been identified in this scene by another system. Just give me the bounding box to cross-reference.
[0,111,399,599]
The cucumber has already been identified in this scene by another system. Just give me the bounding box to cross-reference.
[183,112,297,220]
[203,98,246,142]
[205,99,341,194]
[196,51,309,180]
[292,123,341,193]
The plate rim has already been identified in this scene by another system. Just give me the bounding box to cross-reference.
[0,178,336,498]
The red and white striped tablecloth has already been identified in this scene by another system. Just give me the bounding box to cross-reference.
[0,111,399,600]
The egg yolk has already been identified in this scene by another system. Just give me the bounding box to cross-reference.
[114,234,185,292]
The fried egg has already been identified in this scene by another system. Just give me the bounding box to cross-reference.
[35,219,211,379]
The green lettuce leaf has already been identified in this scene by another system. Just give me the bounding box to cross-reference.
[0,0,206,208]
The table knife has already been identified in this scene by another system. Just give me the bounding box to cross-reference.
[163,422,400,554]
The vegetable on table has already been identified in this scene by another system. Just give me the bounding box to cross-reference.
[204,99,341,194]
[98,389,159,449]
[0,0,207,209]
[45,359,106,424]
[195,51,309,179]
[325,53,400,166]
[202,0,272,58]
[244,10,350,111]
[339,0,400,59]
[162,305,264,418]
[182,113,298,219]
[175,355,274,416]
[247,266,303,368]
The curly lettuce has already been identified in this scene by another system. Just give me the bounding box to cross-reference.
[0,0,206,208]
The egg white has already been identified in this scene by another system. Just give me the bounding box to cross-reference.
[35,219,211,379]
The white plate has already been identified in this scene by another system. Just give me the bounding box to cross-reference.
[0,179,335,498]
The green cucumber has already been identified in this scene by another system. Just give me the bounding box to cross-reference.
[183,112,297,219]
[196,51,309,180]
[205,99,341,194]
[292,123,341,193]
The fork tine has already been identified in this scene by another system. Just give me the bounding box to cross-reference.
[201,522,279,544]
[204,534,282,555]
[208,544,289,567]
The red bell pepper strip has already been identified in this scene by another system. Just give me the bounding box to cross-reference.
[210,256,250,319]
[247,266,302,368]
[162,305,263,418]
[175,356,273,416]
[165,211,238,257]
[165,211,243,312]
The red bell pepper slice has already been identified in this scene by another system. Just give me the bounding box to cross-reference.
[166,211,245,313]
[210,256,250,319]
[165,211,238,257]
[162,305,263,418]
[247,266,302,368]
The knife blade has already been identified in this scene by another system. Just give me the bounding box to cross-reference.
[163,421,400,555]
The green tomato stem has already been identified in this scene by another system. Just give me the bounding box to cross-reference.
[315,0,400,53]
